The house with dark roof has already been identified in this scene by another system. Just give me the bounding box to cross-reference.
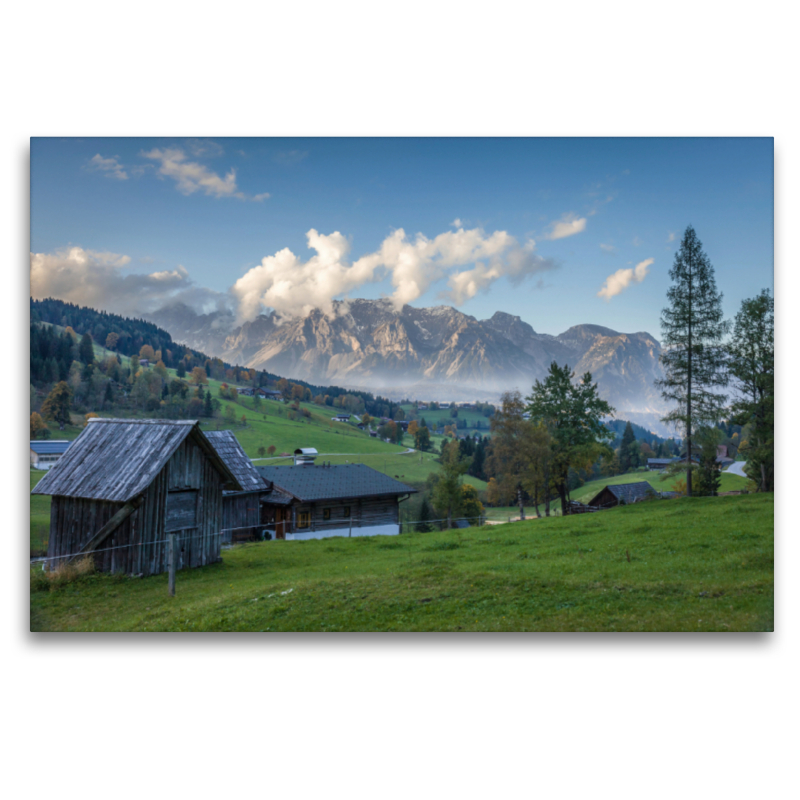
[205,431,269,543]
[331,412,351,422]
[256,463,416,540]
[585,481,658,509]
[31,419,242,575]
[30,440,71,470]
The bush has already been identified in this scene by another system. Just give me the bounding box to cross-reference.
[35,555,97,590]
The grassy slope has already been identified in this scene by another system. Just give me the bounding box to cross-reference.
[30,493,773,632]
[30,469,50,554]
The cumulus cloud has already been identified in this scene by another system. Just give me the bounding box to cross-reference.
[545,213,587,240]
[597,258,653,300]
[231,226,557,322]
[86,154,128,180]
[142,147,268,201]
[30,246,227,317]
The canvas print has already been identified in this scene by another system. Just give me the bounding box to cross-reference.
[29,137,774,631]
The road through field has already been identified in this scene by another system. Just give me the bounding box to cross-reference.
[724,461,748,478]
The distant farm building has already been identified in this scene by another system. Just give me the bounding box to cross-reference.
[31,419,242,575]
[30,440,71,470]
[585,482,658,509]
[293,447,318,465]
[256,463,416,541]
[205,431,269,543]
[647,457,678,471]
[332,412,351,422]
[258,389,283,400]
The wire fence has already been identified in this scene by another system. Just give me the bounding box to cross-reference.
[30,516,494,566]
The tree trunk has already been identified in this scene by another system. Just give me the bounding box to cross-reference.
[518,487,525,521]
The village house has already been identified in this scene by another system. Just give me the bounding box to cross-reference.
[30,440,71,470]
[205,431,269,543]
[585,482,659,509]
[332,412,351,422]
[31,419,242,575]
[258,388,283,400]
[256,463,416,541]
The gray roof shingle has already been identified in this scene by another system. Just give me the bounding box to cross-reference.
[600,482,657,504]
[31,419,242,501]
[256,463,416,503]
[205,431,268,493]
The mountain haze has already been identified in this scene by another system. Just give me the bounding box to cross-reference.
[149,299,668,426]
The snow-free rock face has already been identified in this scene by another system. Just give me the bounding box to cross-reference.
[148,300,667,417]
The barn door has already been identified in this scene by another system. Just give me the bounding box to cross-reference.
[166,490,198,532]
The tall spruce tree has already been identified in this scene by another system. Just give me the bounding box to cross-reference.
[727,289,774,491]
[655,226,729,496]
[619,421,636,472]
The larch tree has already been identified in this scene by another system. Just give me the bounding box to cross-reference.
[727,288,774,491]
[40,381,73,430]
[655,225,730,497]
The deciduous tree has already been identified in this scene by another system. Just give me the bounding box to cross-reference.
[41,381,73,429]
[727,289,774,492]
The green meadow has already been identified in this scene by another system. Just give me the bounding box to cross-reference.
[30,493,773,632]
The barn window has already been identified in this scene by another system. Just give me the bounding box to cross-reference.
[323,508,331,521]
[343,506,351,517]
[297,511,311,529]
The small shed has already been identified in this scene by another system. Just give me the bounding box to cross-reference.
[332,413,351,422]
[257,463,416,540]
[586,482,658,509]
[31,419,242,574]
[205,431,269,543]
[30,440,71,470]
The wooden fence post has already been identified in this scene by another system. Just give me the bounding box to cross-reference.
[168,533,177,597]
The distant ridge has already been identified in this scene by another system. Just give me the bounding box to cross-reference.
[148,299,669,428]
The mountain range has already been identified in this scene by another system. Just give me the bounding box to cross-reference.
[148,299,670,433]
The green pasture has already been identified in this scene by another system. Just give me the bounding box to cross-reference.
[30,493,773,632]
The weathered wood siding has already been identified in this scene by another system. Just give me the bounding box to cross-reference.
[220,491,262,543]
[46,435,224,576]
[292,496,399,533]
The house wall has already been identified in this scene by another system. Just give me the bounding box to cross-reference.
[221,490,263,543]
[46,435,224,576]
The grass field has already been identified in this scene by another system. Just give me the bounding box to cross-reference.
[30,493,773,632]
[30,469,50,556]
[401,404,493,434]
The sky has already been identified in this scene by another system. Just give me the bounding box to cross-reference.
[30,137,774,337]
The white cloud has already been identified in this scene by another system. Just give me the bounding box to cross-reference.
[597,258,653,300]
[667,231,676,242]
[141,147,268,201]
[452,218,463,228]
[599,243,616,254]
[231,226,557,322]
[30,246,226,317]
[86,154,128,180]
[545,213,587,240]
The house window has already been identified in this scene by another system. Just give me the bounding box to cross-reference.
[297,511,311,529]
[323,508,331,521]
[343,506,351,518]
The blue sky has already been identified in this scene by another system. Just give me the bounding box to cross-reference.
[30,137,773,337]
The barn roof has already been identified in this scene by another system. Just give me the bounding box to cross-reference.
[256,463,416,503]
[205,431,268,493]
[30,440,72,455]
[31,419,242,502]
[587,481,657,506]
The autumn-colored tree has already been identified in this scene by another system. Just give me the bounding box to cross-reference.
[139,344,156,361]
[240,415,247,427]
[408,420,419,437]
[30,412,48,439]
[154,360,168,379]
[277,378,289,397]
[267,445,276,456]
[41,381,73,429]
[105,332,119,350]
[461,484,484,525]
[189,366,208,385]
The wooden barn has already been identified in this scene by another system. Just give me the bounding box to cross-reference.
[31,419,242,575]
[585,481,658,509]
[256,463,416,540]
[205,430,269,543]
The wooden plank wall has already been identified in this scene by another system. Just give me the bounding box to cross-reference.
[291,496,399,533]
[46,434,224,576]
[220,491,262,543]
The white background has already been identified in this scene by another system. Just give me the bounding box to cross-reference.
[3,3,795,799]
